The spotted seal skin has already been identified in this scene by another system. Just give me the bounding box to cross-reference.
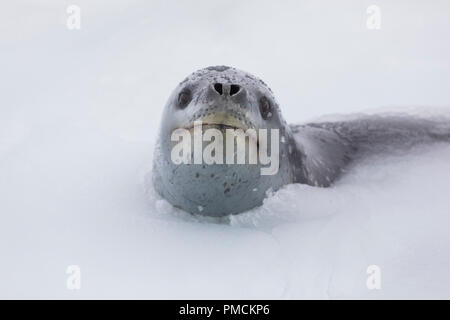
[152,66,450,217]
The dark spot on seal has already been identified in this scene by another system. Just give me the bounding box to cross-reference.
[224,188,230,194]
[206,66,230,72]
[210,173,215,178]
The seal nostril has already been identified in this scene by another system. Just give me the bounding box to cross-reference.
[213,83,223,95]
[230,84,240,96]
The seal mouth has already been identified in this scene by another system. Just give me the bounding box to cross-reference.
[183,109,254,131]
[177,110,260,153]
[183,122,244,131]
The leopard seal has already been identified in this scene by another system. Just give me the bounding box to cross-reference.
[152,66,450,217]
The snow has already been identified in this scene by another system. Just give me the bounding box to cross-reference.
[1,0,450,299]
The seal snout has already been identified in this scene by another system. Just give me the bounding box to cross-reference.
[212,82,242,97]
[179,81,253,130]
[207,82,247,105]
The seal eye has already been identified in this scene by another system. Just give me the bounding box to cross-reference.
[259,96,272,120]
[177,90,192,109]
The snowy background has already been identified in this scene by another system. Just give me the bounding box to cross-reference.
[1,0,450,299]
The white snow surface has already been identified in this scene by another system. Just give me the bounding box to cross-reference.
[1,0,450,299]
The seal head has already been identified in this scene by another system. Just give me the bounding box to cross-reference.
[152,66,297,216]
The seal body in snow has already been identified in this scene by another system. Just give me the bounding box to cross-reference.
[152,66,450,217]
